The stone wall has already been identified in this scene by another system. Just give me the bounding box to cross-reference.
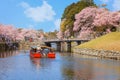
[73,48,120,60]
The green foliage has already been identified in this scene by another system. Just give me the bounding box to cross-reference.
[62,0,95,20]
[45,30,58,39]
[60,0,96,37]
[62,3,75,20]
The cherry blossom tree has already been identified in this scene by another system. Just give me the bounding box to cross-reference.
[93,10,120,30]
[73,7,96,32]
[0,24,18,42]
[56,31,63,39]
[73,7,120,39]
[64,29,70,38]
[73,7,97,39]
[0,24,44,42]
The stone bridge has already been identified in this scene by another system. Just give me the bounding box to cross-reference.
[44,39,89,52]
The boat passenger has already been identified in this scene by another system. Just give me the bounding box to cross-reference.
[37,46,42,53]
[32,48,37,53]
[42,48,50,56]
[49,49,54,54]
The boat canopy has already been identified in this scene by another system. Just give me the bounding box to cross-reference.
[31,46,54,51]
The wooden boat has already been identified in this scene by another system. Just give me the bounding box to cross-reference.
[30,52,42,58]
[30,46,56,58]
[30,46,42,58]
[47,52,56,58]
[41,46,56,58]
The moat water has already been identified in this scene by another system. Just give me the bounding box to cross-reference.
[0,50,120,80]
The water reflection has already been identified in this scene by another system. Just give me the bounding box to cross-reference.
[0,50,18,58]
[59,52,73,57]
[60,53,93,80]
[0,51,120,80]
[59,53,120,80]
[30,57,56,70]
[30,58,41,69]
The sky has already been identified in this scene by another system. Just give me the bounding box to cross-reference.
[0,0,120,32]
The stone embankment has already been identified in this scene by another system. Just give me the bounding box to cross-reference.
[73,48,120,60]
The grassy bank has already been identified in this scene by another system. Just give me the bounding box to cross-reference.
[75,32,120,52]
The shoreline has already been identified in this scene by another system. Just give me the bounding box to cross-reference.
[73,48,120,60]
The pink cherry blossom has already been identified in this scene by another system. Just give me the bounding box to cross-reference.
[73,7,120,39]
[56,31,63,39]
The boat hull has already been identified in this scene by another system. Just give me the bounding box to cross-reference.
[30,52,56,58]
[30,52,42,58]
[47,53,56,58]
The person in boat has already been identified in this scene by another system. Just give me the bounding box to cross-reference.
[49,48,55,54]
[37,46,42,53]
[30,46,37,53]
[30,48,37,54]
[42,48,50,56]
